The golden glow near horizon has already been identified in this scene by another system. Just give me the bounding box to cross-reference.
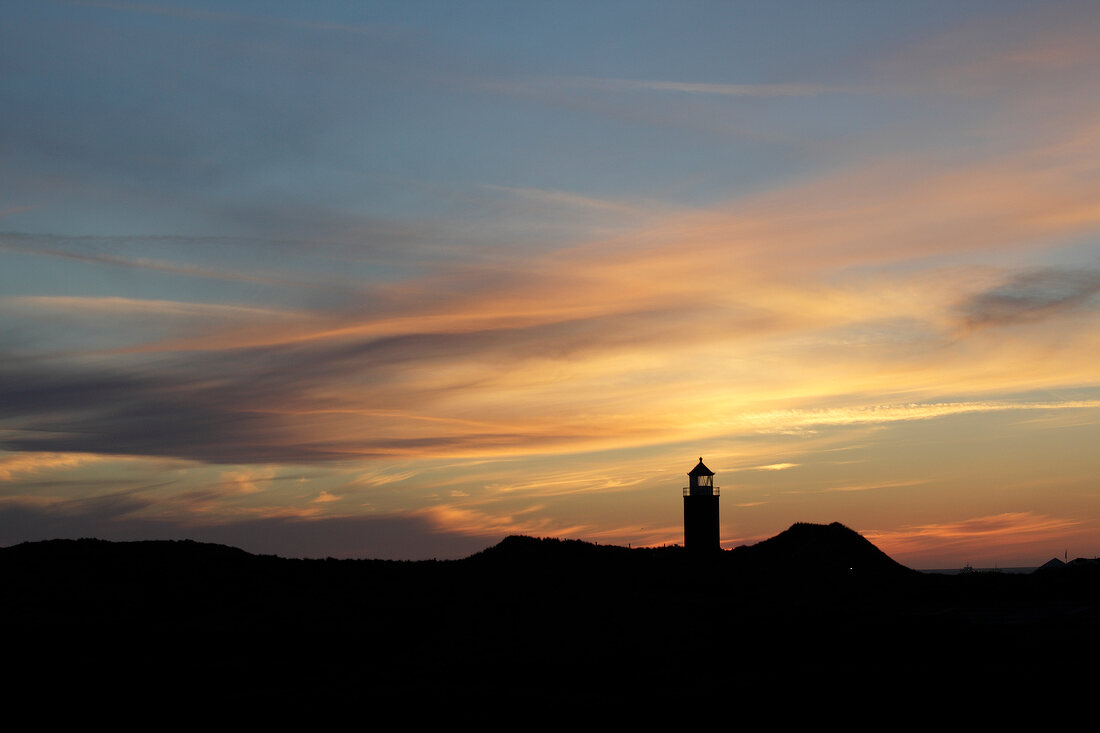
[2,2,1099,566]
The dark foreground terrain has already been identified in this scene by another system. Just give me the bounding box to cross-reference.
[4,522,1098,718]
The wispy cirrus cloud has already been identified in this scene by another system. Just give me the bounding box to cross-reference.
[481,184,646,215]
[0,235,287,285]
[821,479,929,493]
[5,131,1100,465]
[741,401,1100,431]
[3,295,304,320]
[72,0,388,37]
[501,76,861,97]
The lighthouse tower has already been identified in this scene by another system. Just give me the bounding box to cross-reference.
[683,458,720,551]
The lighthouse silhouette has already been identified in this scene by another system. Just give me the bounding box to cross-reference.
[683,458,720,551]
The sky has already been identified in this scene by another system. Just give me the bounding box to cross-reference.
[2,0,1099,567]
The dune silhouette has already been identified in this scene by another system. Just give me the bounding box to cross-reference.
[734,521,914,576]
[3,523,1098,714]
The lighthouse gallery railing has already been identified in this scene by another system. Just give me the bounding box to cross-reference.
[683,487,719,496]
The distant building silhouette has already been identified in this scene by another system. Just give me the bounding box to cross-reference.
[683,458,720,551]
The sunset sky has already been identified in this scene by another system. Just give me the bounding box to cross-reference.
[3,1,1099,567]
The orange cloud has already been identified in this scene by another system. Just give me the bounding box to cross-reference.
[0,452,106,480]
[416,503,586,540]
[5,12,1100,481]
[864,512,1087,565]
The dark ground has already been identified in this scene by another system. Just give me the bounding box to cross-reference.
[4,522,1098,720]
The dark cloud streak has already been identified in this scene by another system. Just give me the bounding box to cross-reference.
[958,268,1100,329]
[0,306,695,463]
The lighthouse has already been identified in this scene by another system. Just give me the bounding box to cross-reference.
[683,458,720,551]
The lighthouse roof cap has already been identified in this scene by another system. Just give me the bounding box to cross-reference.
[688,458,714,477]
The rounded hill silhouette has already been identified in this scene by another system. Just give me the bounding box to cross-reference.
[732,521,914,577]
